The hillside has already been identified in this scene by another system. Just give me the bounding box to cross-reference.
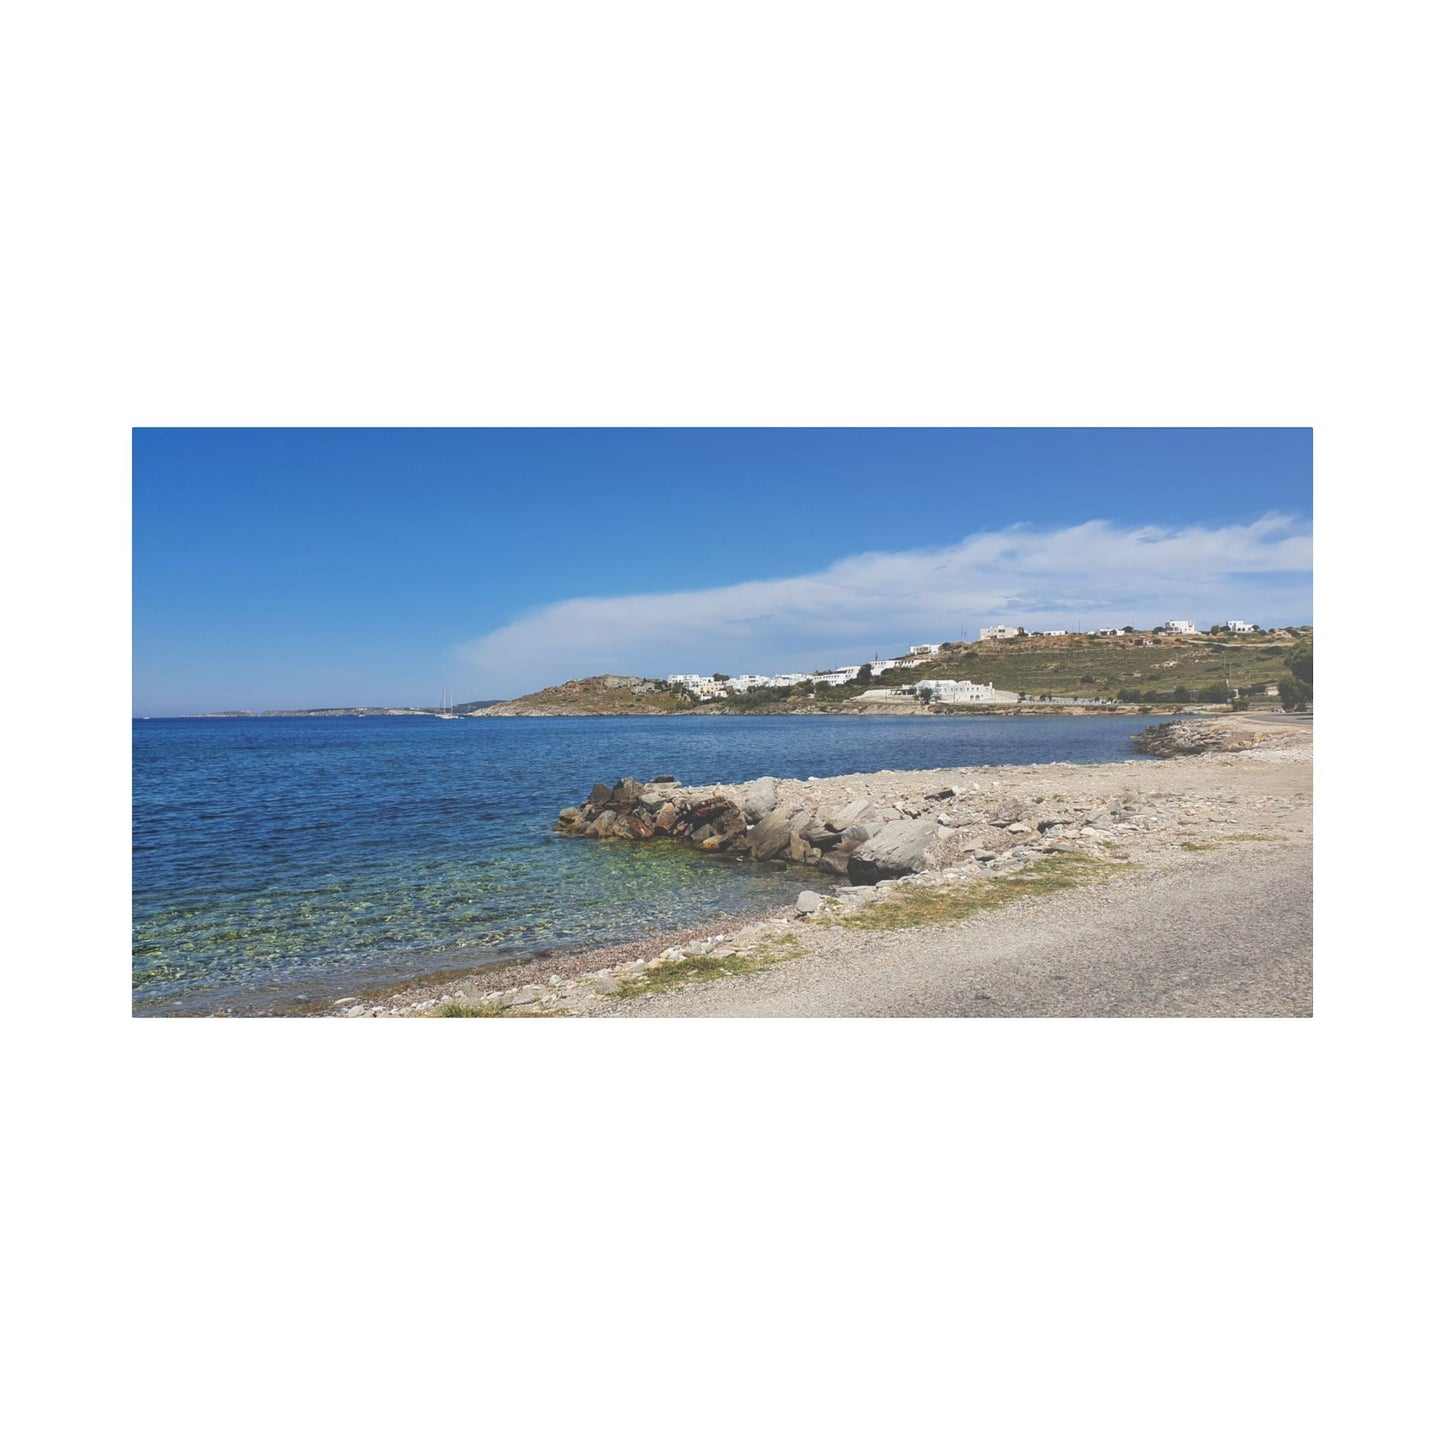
[884,628,1308,706]
[475,629,1311,716]
[475,675,697,716]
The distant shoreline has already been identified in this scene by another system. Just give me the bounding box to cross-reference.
[169,703,1277,721]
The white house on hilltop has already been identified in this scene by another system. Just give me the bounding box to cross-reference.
[908,643,942,656]
[979,626,1022,641]
[1164,620,1196,634]
[1225,620,1256,633]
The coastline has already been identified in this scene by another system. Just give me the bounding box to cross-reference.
[330,714,1312,1019]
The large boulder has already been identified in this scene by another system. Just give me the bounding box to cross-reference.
[585,810,618,838]
[743,777,781,824]
[822,798,885,831]
[587,782,613,808]
[847,818,940,884]
[612,812,655,841]
[747,804,807,862]
[611,777,644,807]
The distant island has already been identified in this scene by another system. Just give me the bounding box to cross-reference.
[183,703,503,718]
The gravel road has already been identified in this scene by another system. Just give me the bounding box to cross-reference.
[599,836,1312,1018]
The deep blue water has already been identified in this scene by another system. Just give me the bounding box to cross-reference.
[132,713,1156,1014]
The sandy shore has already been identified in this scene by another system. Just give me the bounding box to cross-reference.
[336,715,1311,1019]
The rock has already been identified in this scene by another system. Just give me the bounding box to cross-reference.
[558,807,582,826]
[611,777,644,807]
[822,798,883,831]
[649,774,676,783]
[1006,822,1035,835]
[818,850,852,876]
[743,777,781,823]
[837,821,881,852]
[344,1005,366,1018]
[655,801,679,832]
[788,829,813,863]
[587,782,613,808]
[639,792,666,808]
[585,809,618,838]
[971,849,997,862]
[589,976,621,994]
[847,818,940,884]
[510,985,547,1006]
[796,890,825,915]
[612,812,655,840]
[748,804,807,862]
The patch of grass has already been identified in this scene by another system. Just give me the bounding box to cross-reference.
[1179,842,1218,853]
[432,1000,564,1017]
[1221,833,1286,843]
[831,854,1130,932]
[612,935,804,999]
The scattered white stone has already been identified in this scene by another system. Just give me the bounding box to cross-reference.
[796,890,825,915]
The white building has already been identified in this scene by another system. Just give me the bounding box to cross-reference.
[921,678,996,703]
[908,643,942,656]
[1225,620,1256,633]
[1040,630,1068,637]
[1093,627,1126,637]
[1164,620,1196,634]
[667,674,709,689]
[979,626,1022,641]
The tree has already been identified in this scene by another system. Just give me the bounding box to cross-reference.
[712,673,730,682]
[916,685,934,704]
[856,664,873,685]
[1285,638,1313,684]
[1278,637,1313,711]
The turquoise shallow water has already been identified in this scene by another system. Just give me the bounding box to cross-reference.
[132,713,1156,1014]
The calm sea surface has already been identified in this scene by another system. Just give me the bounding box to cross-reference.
[133,713,1156,1014]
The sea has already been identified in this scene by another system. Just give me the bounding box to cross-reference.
[133,713,1158,1015]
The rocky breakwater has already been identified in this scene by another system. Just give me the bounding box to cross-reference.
[558,771,1142,887]
[1131,716,1282,757]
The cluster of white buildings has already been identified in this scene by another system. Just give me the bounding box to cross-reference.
[664,619,1263,703]
[984,619,1259,639]
[667,643,951,698]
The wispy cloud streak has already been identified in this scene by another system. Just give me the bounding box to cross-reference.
[458,516,1312,694]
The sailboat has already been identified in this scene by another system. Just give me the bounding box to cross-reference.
[437,686,462,719]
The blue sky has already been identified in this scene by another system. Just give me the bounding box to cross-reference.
[133,428,1313,713]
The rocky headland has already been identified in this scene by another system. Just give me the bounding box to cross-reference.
[331,715,1312,1018]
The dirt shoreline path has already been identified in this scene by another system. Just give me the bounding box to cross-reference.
[595,835,1311,1017]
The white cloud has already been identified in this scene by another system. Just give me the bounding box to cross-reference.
[457,516,1312,694]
